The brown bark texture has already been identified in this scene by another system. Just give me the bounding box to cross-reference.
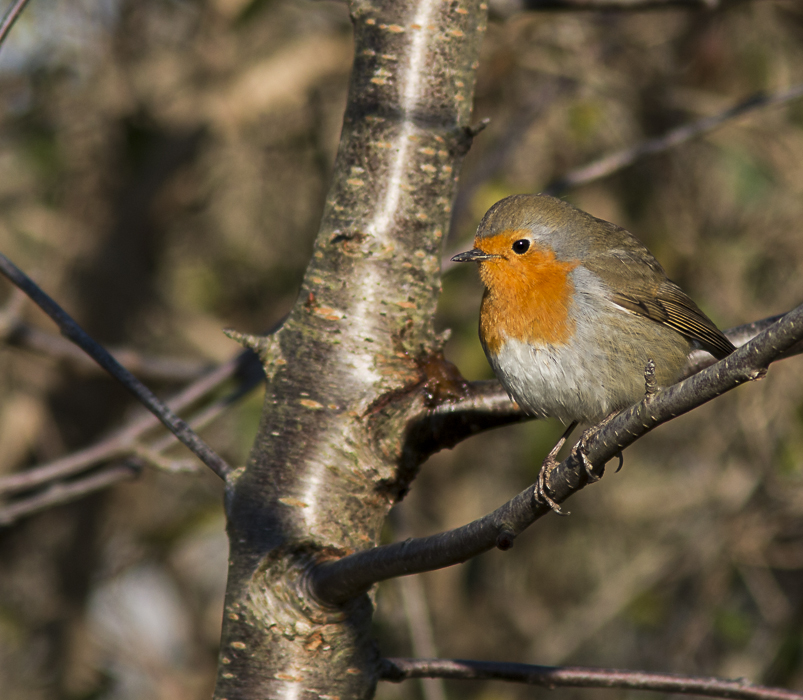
[213,2,488,698]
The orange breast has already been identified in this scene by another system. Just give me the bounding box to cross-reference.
[478,235,578,355]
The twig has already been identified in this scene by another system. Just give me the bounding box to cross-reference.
[0,289,213,382]
[2,319,211,382]
[682,314,803,378]
[448,81,567,242]
[146,372,255,455]
[442,83,803,272]
[398,578,447,700]
[0,435,130,496]
[542,83,803,196]
[0,348,258,496]
[0,0,33,49]
[421,313,802,439]
[0,253,232,480]
[0,463,139,526]
[380,658,803,700]
[130,443,199,473]
[391,510,447,700]
[309,303,803,604]
[0,357,259,524]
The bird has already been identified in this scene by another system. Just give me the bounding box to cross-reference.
[452,194,735,510]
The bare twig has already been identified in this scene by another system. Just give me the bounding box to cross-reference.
[380,658,803,700]
[2,319,211,382]
[542,83,803,197]
[0,253,232,480]
[309,303,803,604]
[0,288,213,382]
[0,348,259,496]
[0,463,139,526]
[146,374,255,456]
[682,314,803,377]
[448,81,567,242]
[0,434,130,497]
[391,510,447,700]
[0,0,33,49]
[443,82,803,272]
[398,578,447,700]
[0,353,260,524]
[130,443,199,473]
[421,312,803,437]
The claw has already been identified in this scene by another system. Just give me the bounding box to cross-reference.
[574,412,625,483]
[535,414,624,511]
[579,447,599,483]
[535,481,566,515]
[534,421,578,515]
[572,425,602,483]
[535,456,566,514]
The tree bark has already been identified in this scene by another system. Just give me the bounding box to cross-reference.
[213,2,488,698]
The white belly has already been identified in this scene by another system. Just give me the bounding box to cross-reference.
[484,271,691,423]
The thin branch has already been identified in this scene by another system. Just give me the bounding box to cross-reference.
[0,463,139,526]
[0,253,232,480]
[447,80,567,243]
[0,435,130,497]
[398,580,447,700]
[421,313,802,443]
[542,83,803,197]
[380,658,803,700]
[2,320,211,382]
[443,82,803,272]
[146,373,254,455]
[0,356,259,524]
[682,314,795,378]
[0,348,259,496]
[0,0,33,49]
[130,443,199,473]
[391,510,447,700]
[415,379,528,450]
[309,303,803,604]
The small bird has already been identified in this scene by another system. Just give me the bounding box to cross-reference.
[452,194,735,508]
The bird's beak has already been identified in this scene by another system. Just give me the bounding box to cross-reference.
[451,248,497,263]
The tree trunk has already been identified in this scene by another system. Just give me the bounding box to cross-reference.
[213,2,488,697]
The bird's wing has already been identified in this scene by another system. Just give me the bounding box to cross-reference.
[591,249,736,360]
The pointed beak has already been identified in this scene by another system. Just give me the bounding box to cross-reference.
[451,248,497,263]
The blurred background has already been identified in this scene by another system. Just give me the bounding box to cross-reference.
[0,0,802,699]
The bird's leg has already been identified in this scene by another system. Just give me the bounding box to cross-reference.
[566,360,651,484]
[535,420,577,514]
[572,412,621,483]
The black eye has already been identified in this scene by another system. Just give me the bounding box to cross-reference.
[512,239,530,254]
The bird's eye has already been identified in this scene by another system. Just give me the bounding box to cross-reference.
[512,239,530,255]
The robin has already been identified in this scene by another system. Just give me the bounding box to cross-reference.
[452,194,735,510]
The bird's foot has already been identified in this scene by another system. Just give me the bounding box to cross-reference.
[535,452,565,514]
[572,430,600,483]
[534,421,577,514]
[574,413,623,482]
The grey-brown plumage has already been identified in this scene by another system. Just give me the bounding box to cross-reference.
[454,194,735,423]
